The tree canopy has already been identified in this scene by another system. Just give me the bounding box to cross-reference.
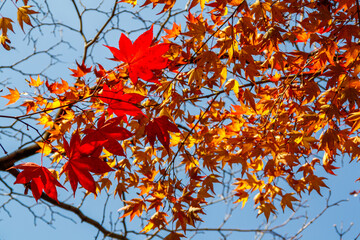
[1,0,360,239]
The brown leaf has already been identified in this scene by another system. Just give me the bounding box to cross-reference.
[17,6,38,32]
[0,17,14,36]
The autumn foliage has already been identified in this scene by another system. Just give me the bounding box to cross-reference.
[0,1,37,50]
[2,0,360,238]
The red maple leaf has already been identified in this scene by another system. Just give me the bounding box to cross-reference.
[99,83,145,119]
[69,61,92,78]
[145,116,180,152]
[94,64,107,78]
[11,162,66,202]
[61,131,114,195]
[105,26,170,85]
[82,115,133,156]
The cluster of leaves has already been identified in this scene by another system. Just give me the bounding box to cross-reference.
[2,0,360,237]
[0,0,38,50]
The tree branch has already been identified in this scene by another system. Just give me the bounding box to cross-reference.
[5,169,129,240]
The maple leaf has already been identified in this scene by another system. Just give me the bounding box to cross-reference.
[145,116,180,152]
[141,0,176,13]
[69,61,92,78]
[11,163,66,202]
[280,193,298,212]
[94,64,107,78]
[202,174,220,195]
[2,88,20,105]
[141,212,169,232]
[82,115,133,156]
[322,152,340,175]
[0,34,11,50]
[37,113,54,129]
[119,198,147,221]
[26,75,43,87]
[183,16,207,43]
[224,78,240,95]
[319,128,340,155]
[0,17,14,36]
[163,231,185,240]
[105,26,170,85]
[189,0,209,11]
[268,72,281,82]
[305,174,328,195]
[36,141,53,156]
[257,202,277,221]
[17,5,38,32]
[347,111,360,134]
[99,84,145,118]
[21,100,37,114]
[233,190,249,208]
[164,22,181,39]
[45,79,69,94]
[61,131,114,195]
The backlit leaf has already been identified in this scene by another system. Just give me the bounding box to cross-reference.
[2,88,20,105]
[17,5,38,32]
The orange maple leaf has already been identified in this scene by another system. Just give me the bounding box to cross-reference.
[347,111,360,134]
[21,100,37,114]
[69,61,92,78]
[27,75,43,87]
[164,22,181,39]
[2,88,20,105]
[0,17,14,36]
[45,79,69,95]
[119,198,147,221]
[17,5,38,32]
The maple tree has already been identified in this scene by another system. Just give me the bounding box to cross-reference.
[1,0,360,239]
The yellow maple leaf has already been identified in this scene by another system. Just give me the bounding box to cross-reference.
[257,202,276,221]
[37,113,54,129]
[189,0,209,12]
[36,141,52,156]
[2,88,20,105]
[225,79,237,95]
[27,75,43,87]
[0,34,11,50]
[164,22,181,39]
[141,212,168,232]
